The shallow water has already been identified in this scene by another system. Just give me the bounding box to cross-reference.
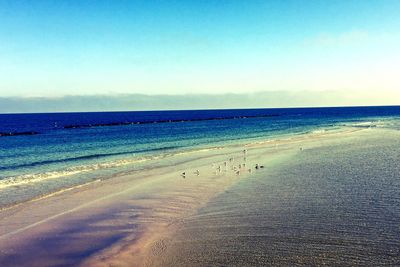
[1,106,400,207]
[153,130,400,266]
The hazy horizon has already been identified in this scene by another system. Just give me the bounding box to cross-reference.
[1,1,399,111]
[1,90,399,114]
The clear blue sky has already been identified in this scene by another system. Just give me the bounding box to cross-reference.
[0,0,399,97]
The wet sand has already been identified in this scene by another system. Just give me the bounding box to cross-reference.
[149,129,400,266]
[1,128,398,266]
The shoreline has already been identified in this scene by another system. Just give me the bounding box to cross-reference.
[146,127,400,266]
[0,127,387,266]
[0,125,358,209]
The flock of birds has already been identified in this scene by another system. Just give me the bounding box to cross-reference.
[181,149,264,179]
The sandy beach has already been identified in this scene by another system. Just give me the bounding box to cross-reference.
[0,127,399,266]
[2,0,400,265]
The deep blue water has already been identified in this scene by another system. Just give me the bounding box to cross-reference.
[0,106,399,206]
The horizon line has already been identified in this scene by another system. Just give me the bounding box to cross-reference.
[1,104,399,116]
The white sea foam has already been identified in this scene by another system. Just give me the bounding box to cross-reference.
[342,119,400,130]
[311,129,327,134]
[0,157,149,190]
[345,121,376,128]
[0,146,224,190]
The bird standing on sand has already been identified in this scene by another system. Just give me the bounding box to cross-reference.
[255,164,264,170]
[181,172,186,178]
[195,170,200,176]
[217,165,221,172]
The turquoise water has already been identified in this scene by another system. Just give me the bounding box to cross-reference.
[1,106,399,207]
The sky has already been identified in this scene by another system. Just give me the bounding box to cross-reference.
[0,0,399,102]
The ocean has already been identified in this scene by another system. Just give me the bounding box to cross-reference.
[1,106,400,208]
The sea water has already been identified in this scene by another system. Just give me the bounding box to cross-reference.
[1,106,399,207]
[155,129,400,266]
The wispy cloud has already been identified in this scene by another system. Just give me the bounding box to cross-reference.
[305,30,370,46]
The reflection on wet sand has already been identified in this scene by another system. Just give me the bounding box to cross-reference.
[149,129,400,266]
[1,134,271,266]
[1,128,398,266]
